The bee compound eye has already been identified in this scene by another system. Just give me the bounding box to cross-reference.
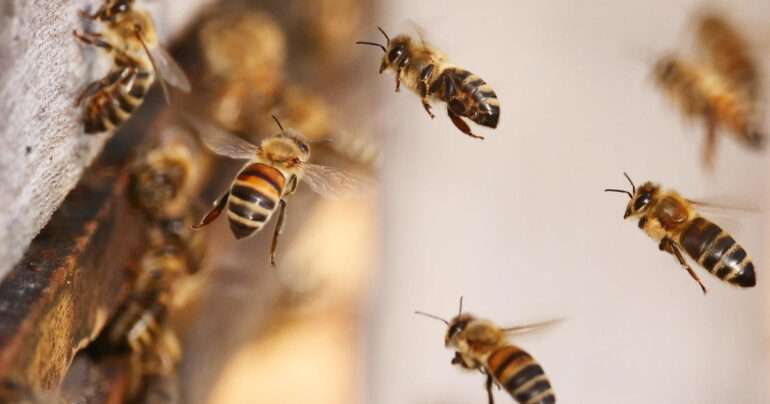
[633,194,652,211]
[387,46,403,63]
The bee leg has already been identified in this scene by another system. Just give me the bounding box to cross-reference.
[270,199,288,268]
[418,83,435,119]
[702,115,717,170]
[192,191,229,230]
[447,109,484,140]
[74,66,132,106]
[482,370,495,404]
[419,65,436,118]
[394,70,402,92]
[659,237,707,294]
[73,30,115,52]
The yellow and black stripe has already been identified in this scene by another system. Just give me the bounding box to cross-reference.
[226,162,285,239]
[431,67,499,128]
[680,217,755,287]
[84,68,151,133]
[487,345,555,404]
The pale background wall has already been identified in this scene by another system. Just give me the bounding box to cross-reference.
[366,0,769,403]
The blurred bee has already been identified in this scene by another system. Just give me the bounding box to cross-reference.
[94,228,200,403]
[357,27,499,139]
[74,0,191,133]
[696,14,760,103]
[130,125,204,225]
[652,14,763,167]
[605,173,756,293]
[197,7,287,136]
[185,114,375,267]
[417,299,557,404]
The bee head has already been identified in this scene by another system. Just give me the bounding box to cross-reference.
[445,314,475,348]
[263,116,311,168]
[356,27,410,74]
[605,173,658,219]
[653,56,681,85]
[106,0,134,19]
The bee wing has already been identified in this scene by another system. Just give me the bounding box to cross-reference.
[302,164,378,200]
[405,19,429,45]
[135,28,191,104]
[501,319,563,336]
[182,113,261,160]
[687,198,759,232]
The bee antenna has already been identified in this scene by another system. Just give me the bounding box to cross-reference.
[458,296,464,316]
[355,41,386,53]
[604,189,633,199]
[414,311,449,325]
[306,138,334,144]
[623,172,636,194]
[377,26,390,44]
[271,115,285,133]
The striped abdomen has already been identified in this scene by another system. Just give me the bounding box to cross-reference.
[227,163,285,239]
[431,67,499,128]
[487,345,555,404]
[680,217,755,287]
[84,68,152,133]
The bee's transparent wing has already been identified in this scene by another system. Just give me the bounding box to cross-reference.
[302,164,378,200]
[687,198,759,232]
[182,113,260,160]
[136,28,191,104]
[501,319,563,336]
[148,43,192,92]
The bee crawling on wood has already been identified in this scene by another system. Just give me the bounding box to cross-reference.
[73,0,191,133]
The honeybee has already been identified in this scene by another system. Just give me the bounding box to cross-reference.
[93,228,198,403]
[357,27,499,140]
[131,125,204,223]
[74,0,191,133]
[417,299,557,404]
[605,173,756,293]
[652,14,763,166]
[185,114,375,267]
[696,14,760,103]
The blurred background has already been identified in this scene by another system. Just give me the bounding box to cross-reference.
[21,0,770,403]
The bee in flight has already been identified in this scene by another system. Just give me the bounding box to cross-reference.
[605,173,756,293]
[652,14,763,167]
[417,298,557,404]
[185,114,375,267]
[73,0,191,133]
[357,27,499,140]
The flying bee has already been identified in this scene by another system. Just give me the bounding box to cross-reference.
[605,173,756,293]
[184,114,375,267]
[652,14,763,167]
[416,299,557,404]
[73,0,191,133]
[357,27,499,140]
[653,56,763,166]
[696,14,760,104]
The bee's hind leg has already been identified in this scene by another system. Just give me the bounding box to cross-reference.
[269,199,288,268]
[659,237,707,294]
[483,371,495,404]
[447,108,484,140]
[192,191,229,230]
